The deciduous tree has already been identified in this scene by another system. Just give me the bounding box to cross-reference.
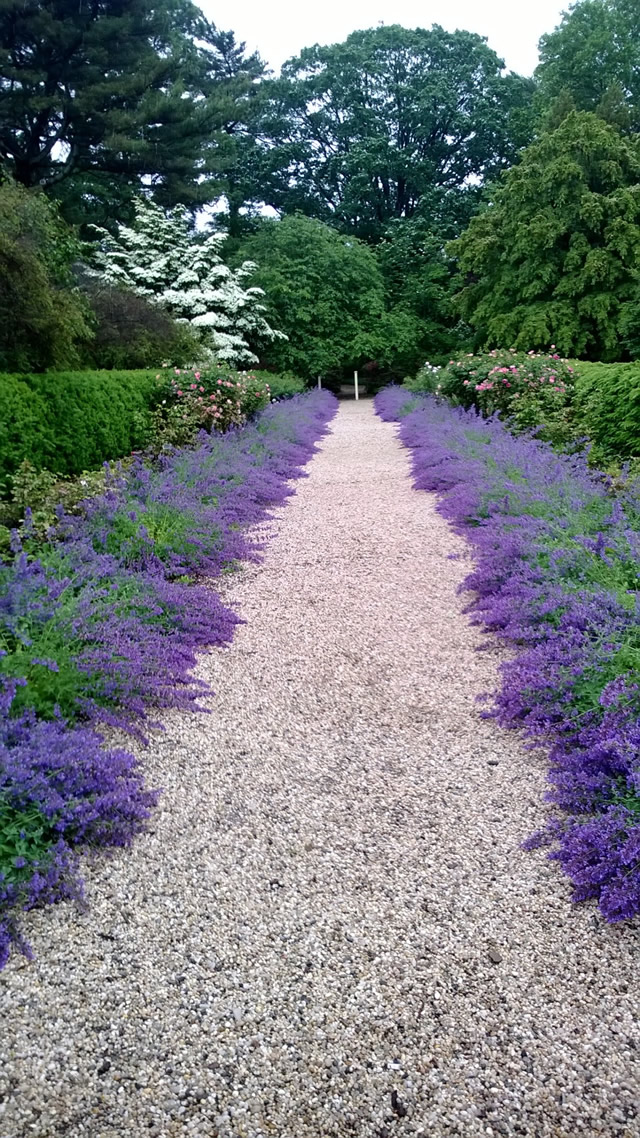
[248,25,534,240]
[91,198,285,365]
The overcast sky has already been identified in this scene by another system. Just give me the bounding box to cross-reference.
[199,0,570,76]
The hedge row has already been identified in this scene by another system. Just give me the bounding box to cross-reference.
[573,362,640,460]
[0,370,159,481]
[0,369,307,485]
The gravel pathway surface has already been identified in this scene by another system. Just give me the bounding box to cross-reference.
[1,400,638,1138]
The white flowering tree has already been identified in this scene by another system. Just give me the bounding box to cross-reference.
[91,199,286,365]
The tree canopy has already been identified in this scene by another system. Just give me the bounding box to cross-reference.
[449,112,640,360]
[0,1,264,221]
[247,25,535,241]
[233,213,424,379]
[536,0,640,132]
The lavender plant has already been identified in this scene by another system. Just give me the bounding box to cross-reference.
[376,386,640,922]
[0,391,337,966]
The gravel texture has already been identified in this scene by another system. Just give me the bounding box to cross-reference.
[1,399,639,1138]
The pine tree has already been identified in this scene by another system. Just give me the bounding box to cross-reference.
[0,1,264,219]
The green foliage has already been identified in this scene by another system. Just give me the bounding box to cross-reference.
[0,799,59,891]
[249,25,535,241]
[376,217,468,367]
[260,372,305,399]
[0,0,265,224]
[0,370,160,482]
[411,349,640,463]
[407,350,578,447]
[234,214,420,380]
[144,367,305,454]
[0,463,110,555]
[0,183,92,372]
[450,112,640,360]
[80,278,203,370]
[573,361,640,461]
[536,0,640,132]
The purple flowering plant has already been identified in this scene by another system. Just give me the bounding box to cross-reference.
[0,390,337,966]
[376,385,640,922]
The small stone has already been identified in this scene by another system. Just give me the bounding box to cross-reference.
[391,1089,408,1118]
[488,948,503,964]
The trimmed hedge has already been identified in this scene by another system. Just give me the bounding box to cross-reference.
[574,362,640,460]
[0,370,159,481]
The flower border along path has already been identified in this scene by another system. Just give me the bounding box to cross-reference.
[0,391,337,967]
[376,386,640,922]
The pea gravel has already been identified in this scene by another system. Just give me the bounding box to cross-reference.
[1,400,638,1138]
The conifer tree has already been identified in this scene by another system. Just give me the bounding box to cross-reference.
[449,112,640,359]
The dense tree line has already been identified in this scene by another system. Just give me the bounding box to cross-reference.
[2,0,640,375]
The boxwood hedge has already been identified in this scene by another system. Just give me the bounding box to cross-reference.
[0,370,159,481]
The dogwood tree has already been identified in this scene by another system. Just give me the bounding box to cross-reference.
[91,199,285,364]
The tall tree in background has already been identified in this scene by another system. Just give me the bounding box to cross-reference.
[449,112,640,360]
[233,214,423,379]
[0,1,264,225]
[248,25,535,241]
[536,0,640,132]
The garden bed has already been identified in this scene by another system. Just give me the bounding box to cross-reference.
[0,391,337,966]
[376,386,640,921]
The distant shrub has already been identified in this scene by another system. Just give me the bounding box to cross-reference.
[80,279,203,370]
[147,367,305,452]
[407,349,578,448]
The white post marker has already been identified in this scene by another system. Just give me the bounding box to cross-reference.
[354,370,359,400]
[317,375,322,389]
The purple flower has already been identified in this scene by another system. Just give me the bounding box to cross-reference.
[375,387,640,922]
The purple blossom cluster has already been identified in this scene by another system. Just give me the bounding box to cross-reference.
[375,386,640,922]
[0,391,337,966]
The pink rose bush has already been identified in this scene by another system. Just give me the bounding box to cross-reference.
[407,349,577,449]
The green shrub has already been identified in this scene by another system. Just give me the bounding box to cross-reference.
[260,371,306,399]
[0,370,160,483]
[407,349,578,448]
[80,279,203,369]
[0,183,92,371]
[573,362,640,462]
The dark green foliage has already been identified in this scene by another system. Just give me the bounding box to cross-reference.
[0,1,265,225]
[450,113,640,359]
[0,183,92,371]
[235,214,424,381]
[536,0,640,133]
[377,217,468,366]
[0,371,160,482]
[574,361,640,459]
[80,279,202,369]
[248,25,535,241]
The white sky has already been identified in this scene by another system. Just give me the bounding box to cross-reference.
[199,0,570,77]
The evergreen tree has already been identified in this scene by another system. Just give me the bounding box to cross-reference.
[449,112,640,359]
[0,1,264,222]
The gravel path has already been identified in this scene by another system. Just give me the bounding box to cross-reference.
[1,400,638,1138]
